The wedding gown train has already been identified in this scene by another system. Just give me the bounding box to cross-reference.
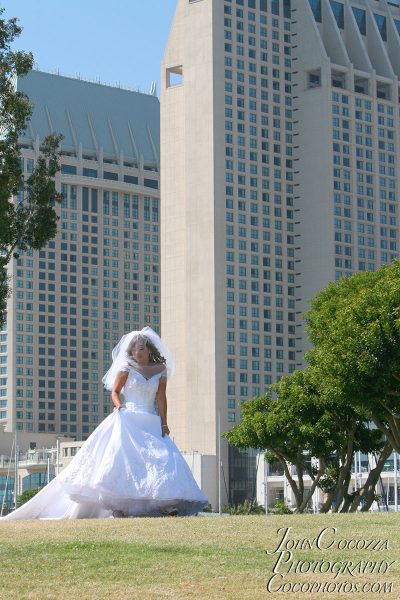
[1,367,209,520]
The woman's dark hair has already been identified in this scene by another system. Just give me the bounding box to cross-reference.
[127,335,166,365]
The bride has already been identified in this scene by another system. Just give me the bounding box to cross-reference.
[2,326,209,519]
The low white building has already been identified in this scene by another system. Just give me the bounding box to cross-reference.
[256,451,400,513]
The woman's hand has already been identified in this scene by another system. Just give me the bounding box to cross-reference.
[111,371,128,413]
[156,380,169,437]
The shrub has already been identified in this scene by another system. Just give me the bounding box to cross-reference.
[270,500,293,515]
[223,499,265,515]
[17,487,43,507]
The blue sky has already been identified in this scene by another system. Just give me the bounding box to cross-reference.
[2,0,177,95]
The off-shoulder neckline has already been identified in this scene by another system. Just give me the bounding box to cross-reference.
[130,367,166,382]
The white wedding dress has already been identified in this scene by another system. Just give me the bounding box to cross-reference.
[1,367,209,519]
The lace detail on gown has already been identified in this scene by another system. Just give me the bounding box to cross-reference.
[120,367,167,413]
[1,365,209,520]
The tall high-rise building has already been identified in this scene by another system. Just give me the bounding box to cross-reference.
[1,70,161,440]
[296,0,400,354]
[161,0,400,506]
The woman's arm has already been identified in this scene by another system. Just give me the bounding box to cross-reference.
[156,379,169,436]
[111,371,129,411]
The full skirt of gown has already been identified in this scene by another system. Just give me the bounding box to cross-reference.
[1,407,210,520]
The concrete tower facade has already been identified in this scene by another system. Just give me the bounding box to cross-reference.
[295,0,400,353]
[161,0,400,507]
[162,0,295,506]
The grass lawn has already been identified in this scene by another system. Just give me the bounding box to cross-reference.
[0,513,399,599]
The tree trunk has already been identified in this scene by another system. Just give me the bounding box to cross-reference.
[338,467,354,512]
[357,441,393,512]
[320,491,335,513]
[332,430,355,512]
[373,415,400,455]
[297,472,323,513]
[378,399,400,452]
[276,455,303,510]
[340,492,355,513]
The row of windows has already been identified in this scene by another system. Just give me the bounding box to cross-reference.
[225,220,294,236]
[224,21,290,48]
[311,0,399,44]
[334,208,397,226]
[60,186,159,215]
[19,157,34,173]
[61,164,158,188]
[334,217,397,233]
[226,378,293,400]
[226,212,292,225]
[16,286,157,301]
[16,272,158,292]
[227,341,296,354]
[226,281,295,294]
[226,241,294,255]
[333,122,395,144]
[335,246,384,259]
[334,236,397,252]
[225,73,292,95]
[227,304,295,317]
[227,351,295,365]
[227,362,293,378]
[333,106,396,128]
[226,296,295,310]
[224,45,291,68]
[226,254,295,270]
[224,0,291,20]
[226,318,296,331]
[333,127,396,144]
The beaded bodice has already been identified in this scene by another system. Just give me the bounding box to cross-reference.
[121,368,167,414]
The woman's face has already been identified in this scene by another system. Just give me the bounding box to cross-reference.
[131,339,150,364]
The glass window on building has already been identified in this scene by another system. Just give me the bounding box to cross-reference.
[83,168,98,178]
[22,472,53,492]
[329,1,344,29]
[104,171,118,181]
[229,446,258,505]
[309,0,321,22]
[61,164,77,175]
[374,14,387,42]
[124,175,138,185]
[271,0,279,16]
[283,0,291,18]
[0,475,14,508]
[352,7,366,35]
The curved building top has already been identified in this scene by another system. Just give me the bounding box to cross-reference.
[16,70,160,167]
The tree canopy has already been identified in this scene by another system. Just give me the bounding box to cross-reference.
[305,260,400,453]
[222,368,387,512]
[17,486,42,507]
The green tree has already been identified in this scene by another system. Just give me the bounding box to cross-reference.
[305,261,400,454]
[17,486,42,506]
[274,370,389,513]
[222,371,332,512]
[0,7,62,326]
[222,369,387,513]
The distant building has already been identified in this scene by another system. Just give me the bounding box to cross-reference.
[1,70,161,439]
[256,451,400,513]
